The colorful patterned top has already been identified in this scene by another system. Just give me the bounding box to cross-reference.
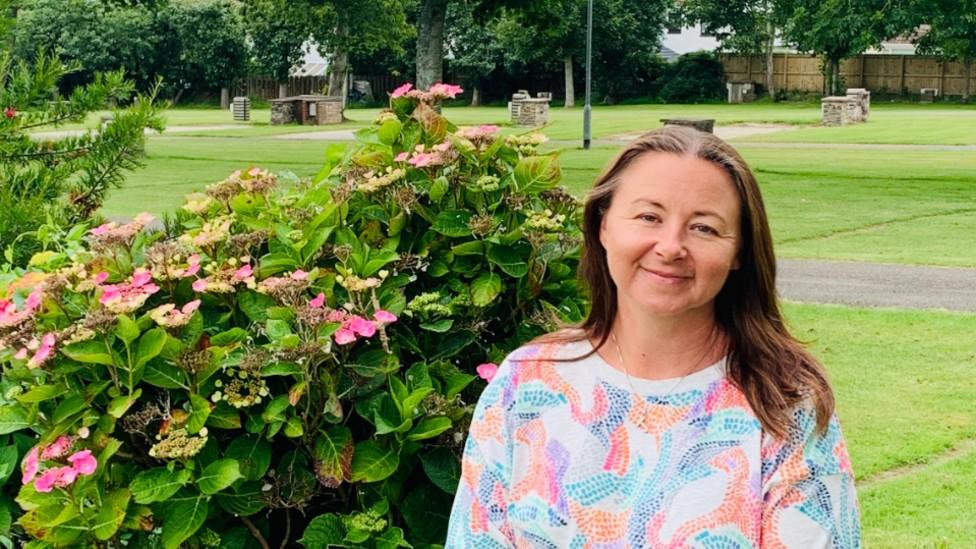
[447,339,860,548]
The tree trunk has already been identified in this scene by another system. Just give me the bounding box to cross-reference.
[278,83,289,98]
[964,57,973,103]
[220,87,230,109]
[416,0,448,89]
[470,84,481,106]
[832,59,840,95]
[764,19,776,99]
[564,55,575,107]
[328,48,349,102]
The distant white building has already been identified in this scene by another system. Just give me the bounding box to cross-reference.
[660,22,721,61]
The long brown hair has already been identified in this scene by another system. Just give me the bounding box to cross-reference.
[542,125,833,439]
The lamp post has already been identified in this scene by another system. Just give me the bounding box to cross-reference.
[583,0,593,150]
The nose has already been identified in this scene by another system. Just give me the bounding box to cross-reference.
[653,224,687,262]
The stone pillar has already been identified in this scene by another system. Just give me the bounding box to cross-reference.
[845,88,871,122]
[514,98,551,126]
[316,96,344,125]
[271,101,296,125]
[821,96,857,126]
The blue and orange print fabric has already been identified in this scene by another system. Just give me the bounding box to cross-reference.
[446,339,860,548]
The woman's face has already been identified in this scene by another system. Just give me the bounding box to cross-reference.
[599,152,742,320]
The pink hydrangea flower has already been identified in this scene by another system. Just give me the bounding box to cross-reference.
[13,348,27,360]
[22,447,39,484]
[290,270,309,281]
[27,332,56,368]
[476,363,499,382]
[408,153,438,168]
[41,435,73,460]
[374,310,397,323]
[99,269,160,313]
[184,255,201,278]
[51,466,78,488]
[68,450,97,476]
[93,271,110,285]
[391,83,413,98]
[334,328,356,345]
[429,83,464,99]
[347,316,376,338]
[309,293,325,309]
[192,278,208,293]
[233,264,253,280]
[90,222,115,236]
[394,152,410,162]
[33,468,59,493]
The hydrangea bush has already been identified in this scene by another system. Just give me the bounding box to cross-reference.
[0,84,586,548]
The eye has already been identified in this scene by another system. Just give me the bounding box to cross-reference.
[691,223,718,235]
[638,213,661,223]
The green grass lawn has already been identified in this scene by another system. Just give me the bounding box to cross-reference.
[784,302,976,547]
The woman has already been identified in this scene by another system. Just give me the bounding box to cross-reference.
[446,126,860,548]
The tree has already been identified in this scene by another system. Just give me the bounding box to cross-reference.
[243,0,312,98]
[154,0,249,103]
[445,0,503,106]
[415,0,448,89]
[780,0,900,95]
[0,53,164,265]
[909,0,976,101]
[683,0,786,98]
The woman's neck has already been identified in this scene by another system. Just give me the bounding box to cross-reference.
[601,303,726,380]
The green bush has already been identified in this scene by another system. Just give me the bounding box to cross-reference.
[0,84,585,547]
[658,51,726,104]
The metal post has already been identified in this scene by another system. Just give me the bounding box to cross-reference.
[583,0,593,150]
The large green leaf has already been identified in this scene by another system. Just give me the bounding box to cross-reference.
[197,458,242,495]
[135,328,167,368]
[143,361,188,389]
[51,394,86,425]
[349,441,398,483]
[0,445,19,484]
[513,154,561,195]
[129,467,192,504]
[420,447,461,495]
[431,210,473,238]
[238,291,276,323]
[15,384,67,403]
[312,426,354,488]
[214,481,266,517]
[405,417,452,441]
[224,435,272,481]
[470,272,503,307]
[114,315,140,346]
[487,243,529,278]
[160,493,209,549]
[299,514,346,548]
[61,340,115,366]
[92,488,130,540]
[186,394,211,434]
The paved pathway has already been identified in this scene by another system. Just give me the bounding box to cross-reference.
[778,259,976,312]
[31,125,243,140]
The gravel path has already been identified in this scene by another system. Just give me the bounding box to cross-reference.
[778,259,976,312]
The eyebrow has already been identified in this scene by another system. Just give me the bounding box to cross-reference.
[632,199,729,224]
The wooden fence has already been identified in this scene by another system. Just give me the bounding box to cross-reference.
[722,53,975,96]
[234,74,403,101]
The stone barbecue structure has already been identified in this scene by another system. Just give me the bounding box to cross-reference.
[821,88,871,126]
[509,91,552,126]
[270,95,343,125]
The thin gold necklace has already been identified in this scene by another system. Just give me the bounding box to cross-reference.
[610,330,699,400]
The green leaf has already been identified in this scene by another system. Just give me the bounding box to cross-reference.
[15,384,67,403]
[375,526,411,549]
[129,468,192,504]
[197,458,242,495]
[238,291,276,323]
[487,243,529,278]
[210,328,248,346]
[186,394,211,434]
[260,361,302,377]
[471,272,503,306]
[513,154,561,195]
[224,435,272,481]
[207,402,241,430]
[349,441,399,483]
[92,488,130,540]
[114,315,140,346]
[214,481,267,517]
[428,176,449,203]
[419,319,453,333]
[135,328,167,368]
[284,416,304,438]
[160,493,209,549]
[431,210,473,238]
[265,319,292,342]
[378,119,402,145]
[312,426,354,488]
[143,361,188,389]
[299,514,346,548]
[0,445,19,485]
[61,340,115,366]
[107,389,142,418]
[405,417,452,441]
[51,394,86,425]
[451,240,485,256]
[421,447,461,495]
[261,395,291,423]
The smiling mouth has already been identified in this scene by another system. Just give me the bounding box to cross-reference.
[642,268,692,282]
